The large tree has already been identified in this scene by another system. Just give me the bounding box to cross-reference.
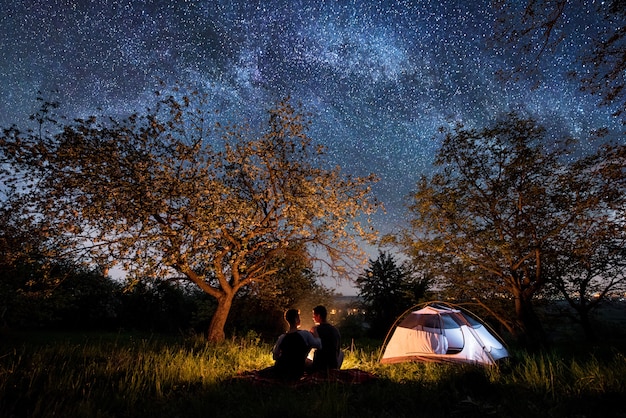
[544,143,626,340]
[0,90,379,341]
[355,251,430,338]
[396,113,624,347]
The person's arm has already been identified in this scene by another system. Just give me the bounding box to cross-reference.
[301,330,322,349]
[272,334,285,360]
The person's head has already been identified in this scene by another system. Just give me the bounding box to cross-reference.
[285,309,301,327]
[312,305,328,323]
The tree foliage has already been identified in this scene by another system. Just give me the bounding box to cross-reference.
[0,202,69,328]
[355,251,430,338]
[543,143,626,339]
[492,0,626,119]
[230,244,334,338]
[396,113,625,346]
[0,88,379,341]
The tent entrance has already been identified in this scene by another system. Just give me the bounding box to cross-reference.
[379,302,509,366]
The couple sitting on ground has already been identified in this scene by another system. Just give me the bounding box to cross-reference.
[261,305,343,381]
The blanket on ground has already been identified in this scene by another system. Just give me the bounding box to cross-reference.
[228,368,377,387]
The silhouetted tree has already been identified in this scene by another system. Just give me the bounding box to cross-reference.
[492,0,626,119]
[544,143,626,340]
[396,113,625,347]
[0,202,72,328]
[117,278,202,333]
[356,251,430,338]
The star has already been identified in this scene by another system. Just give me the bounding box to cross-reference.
[1,0,623,294]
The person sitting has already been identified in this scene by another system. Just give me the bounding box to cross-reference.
[263,308,321,381]
[310,305,343,372]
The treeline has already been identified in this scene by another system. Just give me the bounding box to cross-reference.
[0,255,333,340]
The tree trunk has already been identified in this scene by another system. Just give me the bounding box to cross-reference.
[514,295,547,349]
[207,293,234,342]
[578,308,597,342]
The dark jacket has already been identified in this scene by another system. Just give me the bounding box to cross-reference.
[274,332,309,380]
[312,323,341,370]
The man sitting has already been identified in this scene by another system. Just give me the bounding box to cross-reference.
[264,309,322,381]
[310,305,343,372]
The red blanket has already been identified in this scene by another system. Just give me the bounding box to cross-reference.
[229,368,377,387]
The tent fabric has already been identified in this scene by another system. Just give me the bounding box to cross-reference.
[379,303,508,366]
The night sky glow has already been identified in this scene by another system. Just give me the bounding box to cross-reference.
[1,1,623,292]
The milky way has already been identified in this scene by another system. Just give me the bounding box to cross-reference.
[1,0,622,239]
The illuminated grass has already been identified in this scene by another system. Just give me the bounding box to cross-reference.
[0,332,624,417]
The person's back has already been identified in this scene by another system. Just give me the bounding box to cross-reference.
[266,309,321,381]
[274,331,309,380]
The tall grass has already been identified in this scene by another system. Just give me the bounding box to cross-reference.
[0,332,268,417]
[503,349,626,398]
[1,331,625,417]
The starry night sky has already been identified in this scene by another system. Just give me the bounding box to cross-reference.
[1,1,622,290]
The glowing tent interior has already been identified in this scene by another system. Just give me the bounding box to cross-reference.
[379,303,509,366]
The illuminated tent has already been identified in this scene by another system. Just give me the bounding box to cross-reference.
[379,303,509,366]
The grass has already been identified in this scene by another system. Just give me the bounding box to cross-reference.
[1,330,625,418]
